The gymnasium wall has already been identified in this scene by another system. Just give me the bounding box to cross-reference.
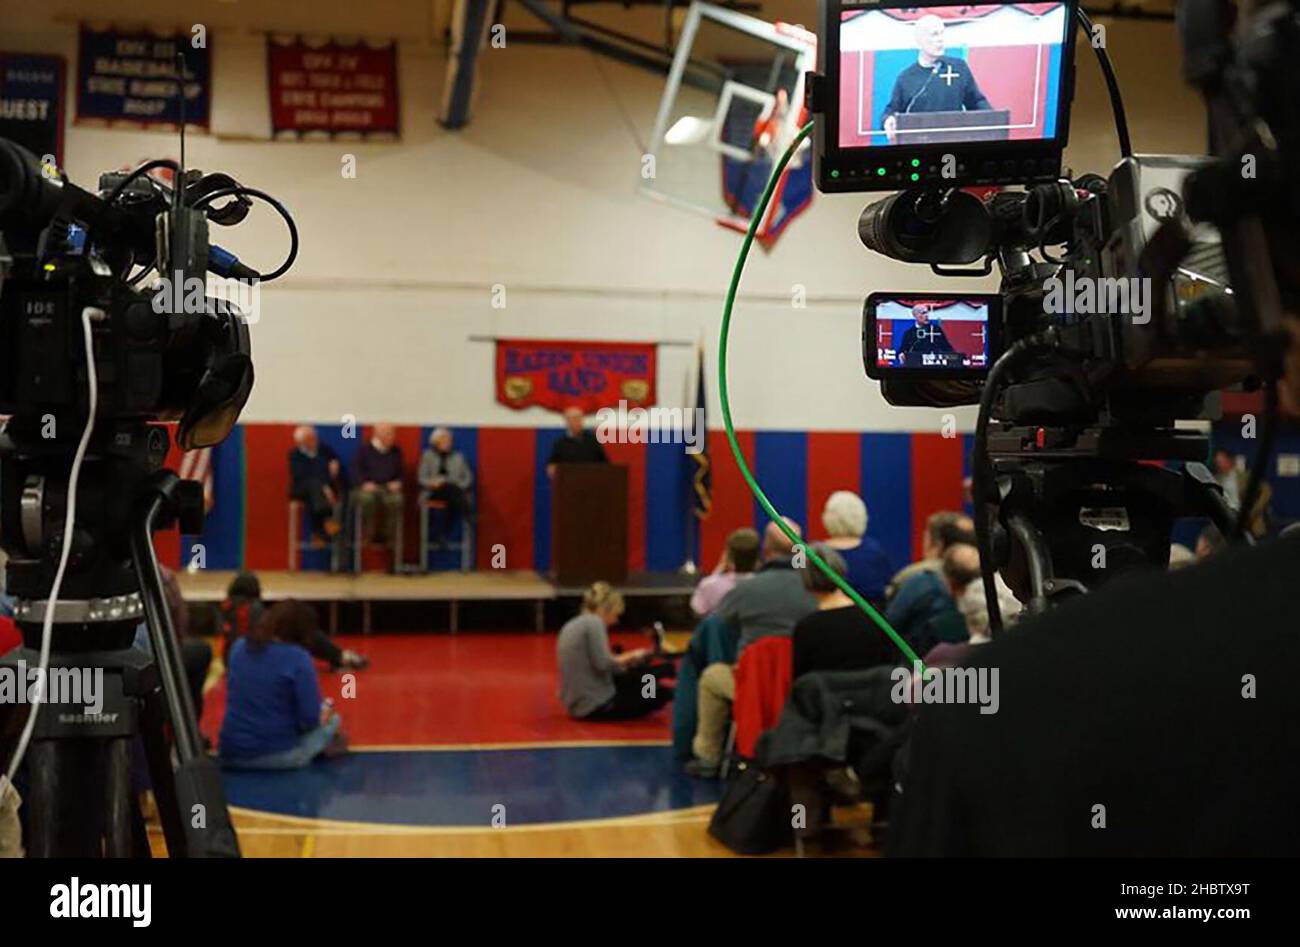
[153,420,977,576]
[4,2,1208,434]
[14,3,1277,571]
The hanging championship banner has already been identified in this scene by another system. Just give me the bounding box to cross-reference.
[0,52,64,165]
[267,37,400,138]
[76,26,210,129]
[496,339,658,414]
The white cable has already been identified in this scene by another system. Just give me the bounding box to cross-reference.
[1,306,99,796]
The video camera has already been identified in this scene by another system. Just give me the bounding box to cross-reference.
[0,127,296,856]
[0,139,271,449]
[807,0,1295,623]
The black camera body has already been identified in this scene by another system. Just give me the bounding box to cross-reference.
[805,0,1292,615]
[0,139,256,452]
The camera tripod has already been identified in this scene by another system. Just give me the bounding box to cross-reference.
[0,417,239,857]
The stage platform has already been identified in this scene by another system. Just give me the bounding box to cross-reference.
[176,569,697,633]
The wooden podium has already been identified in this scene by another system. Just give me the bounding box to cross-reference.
[552,464,628,586]
[894,108,1010,144]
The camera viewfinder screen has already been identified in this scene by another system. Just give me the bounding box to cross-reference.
[839,2,1070,148]
[875,298,990,369]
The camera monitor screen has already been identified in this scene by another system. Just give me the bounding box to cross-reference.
[816,1,1076,191]
[866,294,997,378]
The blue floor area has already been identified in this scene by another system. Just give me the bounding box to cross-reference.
[221,744,721,826]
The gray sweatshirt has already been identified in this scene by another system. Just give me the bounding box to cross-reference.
[556,612,619,717]
[418,449,473,491]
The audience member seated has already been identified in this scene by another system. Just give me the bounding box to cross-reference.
[687,519,815,778]
[1195,523,1225,562]
[923,547,1023,668]
[219,601,348,770]
[916,542,983,649]
[690,527,759,618]
[791,544,901,680]
[546,406,608,479]
[885,510,974,600]
[1168,542,1195,570]
[418,426,475,544]
[557,582,673,720]
[0,579,18,656]
[890,541,988,657]
[353,422,405,550]
[218,572,368,671]
[821,490,893,604]
[289,425,345,545]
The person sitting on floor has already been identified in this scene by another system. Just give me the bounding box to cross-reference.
[218,572,368,671]
[690,527,760,618]
[289,425,345,545]
[687,518,816,778]
[219,601,349,770]
[821,490,893,605]
[791,544,901,680]
[557,582,673,720]
[418,427,475,545]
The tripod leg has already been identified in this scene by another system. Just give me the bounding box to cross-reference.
[27,740,107,857]
[104,736,139,857]
[139,681,188,856]
[130,475,241,857]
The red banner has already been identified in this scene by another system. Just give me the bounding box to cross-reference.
[267,38,399,138]
[495,339,657,414]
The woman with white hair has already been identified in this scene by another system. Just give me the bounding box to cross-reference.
[821,490,893,604]
[418,426,475,545]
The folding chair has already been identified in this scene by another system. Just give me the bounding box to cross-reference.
[418,489,474,572]
[288,499,343,572]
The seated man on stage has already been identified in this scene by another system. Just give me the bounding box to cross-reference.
[418,427,475,544]
[289,425,344,545]
[352,422,405,549]
[546,406,608,479]
[882,14,992,143]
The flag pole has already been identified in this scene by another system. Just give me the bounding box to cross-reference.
[681,335,699,574]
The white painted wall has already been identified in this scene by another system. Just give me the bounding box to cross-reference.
[2,1,1206,430]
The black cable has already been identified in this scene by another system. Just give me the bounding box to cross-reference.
[1234,378,1279,540]
[191,186,299,282]
[971,337,1044,636]
[1077,8,1133,158]
[84,159,181,255]
[102,158,181,209]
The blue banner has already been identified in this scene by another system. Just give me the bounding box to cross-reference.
[0,53,64,165]
[76,26,210,128]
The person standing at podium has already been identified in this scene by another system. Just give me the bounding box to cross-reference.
[546,406,608,479]
[881,14,992,144]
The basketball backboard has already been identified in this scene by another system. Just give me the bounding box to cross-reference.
[641,2,817,246]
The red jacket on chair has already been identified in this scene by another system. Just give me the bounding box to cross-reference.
[733,635,794,758]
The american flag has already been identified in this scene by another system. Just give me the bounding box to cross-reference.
[177,447,215,513]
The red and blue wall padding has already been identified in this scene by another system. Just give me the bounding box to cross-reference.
[154,422,981,577]
[155,421,1300,577]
